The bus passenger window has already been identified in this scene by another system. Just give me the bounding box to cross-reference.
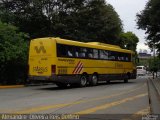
[75,47,80,58]
[68,50,73,57]
[100,50,104,59]
[57,44,68,57]
[75,51,79,57]
[80,53,85,57]
[108,51,116,60]
[88,53,93,58]
[126,57,129,61]
[79,48,87,58]
[87,49,93,58]
[124,53,130,62]
[93,49,98,59]
[67,46,74,57]
[104,50,109,59]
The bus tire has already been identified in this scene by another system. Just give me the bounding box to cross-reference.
[56,83,68,88]
[90,74,98,86]
[79,75,87,87]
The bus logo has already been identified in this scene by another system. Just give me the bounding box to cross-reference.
[34,42,46,54]
[72,61,83,74]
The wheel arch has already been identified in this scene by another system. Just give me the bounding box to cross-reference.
[127,72,131,79]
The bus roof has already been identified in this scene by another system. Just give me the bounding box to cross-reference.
[32,37,134,54]
[87,42,121,49]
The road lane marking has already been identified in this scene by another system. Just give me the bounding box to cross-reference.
[135,107,150,115]
[122,107,150,120]
[0,85,24,89]
[13,83,147,114]
[15,102,83,114]
[75,93,148,114]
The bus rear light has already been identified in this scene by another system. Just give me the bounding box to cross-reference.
[51,65,56,74]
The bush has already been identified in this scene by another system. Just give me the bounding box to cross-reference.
[0,21,29,84]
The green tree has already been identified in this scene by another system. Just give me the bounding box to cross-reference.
[56,0,123,44]
[119,32,139,52]
[137,0,160,55]
[148,57,160,78]
[0,0,123,44]
[0,0,52,39]
[0,21,29,84]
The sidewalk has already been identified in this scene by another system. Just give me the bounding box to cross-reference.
[147,77,160,114]
[150,77,160,97]
[0,85,24,89]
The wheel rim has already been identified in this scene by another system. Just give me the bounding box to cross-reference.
[81,76,87,86]
[92,75,97,85]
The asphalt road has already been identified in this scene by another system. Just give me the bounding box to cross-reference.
[0,77,150,120]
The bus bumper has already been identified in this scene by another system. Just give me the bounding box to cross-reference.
[28,75,80,84]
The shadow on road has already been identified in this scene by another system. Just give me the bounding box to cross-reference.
[34,81,136,91]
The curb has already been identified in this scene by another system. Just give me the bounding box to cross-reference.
[149,78,160,98]
[152,79,160,96]
[147,78,160,114]
[0,85,25,89]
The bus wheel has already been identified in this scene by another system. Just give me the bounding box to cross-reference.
[124,75,128,83]
[79,75,87,87]
[90,75,98,86]
[56,83,68,88]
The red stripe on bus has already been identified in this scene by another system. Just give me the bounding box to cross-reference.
[74,63,83,74]
[72,61,81,74]
[74,62,82,74]
[77,64,83,74]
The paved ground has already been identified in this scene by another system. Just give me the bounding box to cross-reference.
[0,77,154,120]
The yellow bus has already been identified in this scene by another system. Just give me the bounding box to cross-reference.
[28,37,137,87]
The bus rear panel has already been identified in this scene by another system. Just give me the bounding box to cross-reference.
[28,38,57,81]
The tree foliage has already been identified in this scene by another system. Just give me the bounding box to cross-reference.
[0,21,28,84]
[148,57,160,72]
[119,32,139,52]
[137,0,160,55]
[0,0,123,44]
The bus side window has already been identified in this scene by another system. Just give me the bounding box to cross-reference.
[117,52,126,61]
[67,46,74,57]
[100,50,109,60]
[87,48,93,58]
[125,55,129,61]
[104,50,109,59]
[125,53,130,62]
[78,47,87,58]
[75,51,79,57]
[100,50,104,59]
[117,52,124,61]
[57,44,68,57]
[75,47,79,58]
[121,53,124,61]
[108,51,115,60]
[93,49,98,59]
[67,50,73,57]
